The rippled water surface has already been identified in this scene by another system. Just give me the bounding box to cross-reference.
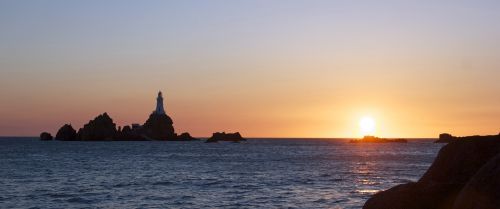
[0,138,443,208]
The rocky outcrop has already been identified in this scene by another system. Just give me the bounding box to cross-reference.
[175,132,198,141]
[55,124,77,140]
[77,113,117,141]
[39,132,53,140]
[362,182,424,209]
[141,113,176,140]
[206,132,245,143]
[115,125,145,141]
[363,134,500,209]
[453,153,500,209]
[43,91,218,142]
[49,113,178,141]
[350,136,407,143]
[435,133,455,143]
[205,137,219,143]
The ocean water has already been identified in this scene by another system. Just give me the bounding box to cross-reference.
[0,138,443,209]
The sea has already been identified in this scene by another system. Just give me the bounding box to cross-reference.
[0,138,443,209]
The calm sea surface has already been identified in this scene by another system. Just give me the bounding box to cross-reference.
[0,138,443,209]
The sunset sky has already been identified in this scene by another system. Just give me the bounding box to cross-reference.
[1,0,499,137]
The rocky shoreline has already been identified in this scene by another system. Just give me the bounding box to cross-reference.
[363,133,500,209]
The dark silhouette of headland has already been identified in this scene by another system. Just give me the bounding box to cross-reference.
[40,91,245,142]
[363,133,500,209]
[435,133,455,143]
[434,133,478,143]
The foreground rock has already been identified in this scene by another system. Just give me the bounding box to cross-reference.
[363,134,500,209]
[206,132,245,143]
[453,153,500,209]
[39,132,53,140]
[350,135,407,143]
[78,113,117,141]
[55,124,77,140]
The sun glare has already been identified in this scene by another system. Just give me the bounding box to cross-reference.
[359,116,376,136]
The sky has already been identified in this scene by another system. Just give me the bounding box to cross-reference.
[0,0,499,138]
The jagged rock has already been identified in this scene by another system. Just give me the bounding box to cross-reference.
[142,113,175,140]
[176,132,198,141]
[206,132,245,143]
[55,124,77,141]
[78,113,117,141]
[115,125,145,141]
[363,134,500,209]
[453,154,500,209]
[435,133,455,143]
[205,137,219,143]
[39,132,53,141]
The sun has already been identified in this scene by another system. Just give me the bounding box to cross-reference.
[359,116,376,136]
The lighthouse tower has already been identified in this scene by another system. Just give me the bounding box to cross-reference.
[155,91,166,115]
[144,91,175,140]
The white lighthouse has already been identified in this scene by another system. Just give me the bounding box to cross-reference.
[155,91,166,115]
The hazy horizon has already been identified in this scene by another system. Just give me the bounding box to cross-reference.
[1,0,499,138]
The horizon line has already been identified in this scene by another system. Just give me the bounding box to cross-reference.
[0,136,439,140]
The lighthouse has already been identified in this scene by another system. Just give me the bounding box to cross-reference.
[155,91,166,115]
[144,91,175,140]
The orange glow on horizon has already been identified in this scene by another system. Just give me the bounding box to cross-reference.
[1,1,500,138]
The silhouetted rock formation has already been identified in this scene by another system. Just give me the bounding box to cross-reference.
[350,135,407,143]
[206,132,245,143]
[77,113,117,141]
[45,92,245,143]
[435,133,455,143]
[363,134,500,209]
[453,153,500,209]
[141,113,175,140]
[175,132,198,141]
[205,137,218,143]
[116,125,145,141]
[55,124,77,141]
[39,132,53,141]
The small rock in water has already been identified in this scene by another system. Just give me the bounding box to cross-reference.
[39,132,53,141]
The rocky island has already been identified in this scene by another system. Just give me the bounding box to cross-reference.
[349,135,407,143]
[363,133,500,209]
[55,124,78,140]
[205,132,246,143]
[39,132,53,141]
[40,91,243,142]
